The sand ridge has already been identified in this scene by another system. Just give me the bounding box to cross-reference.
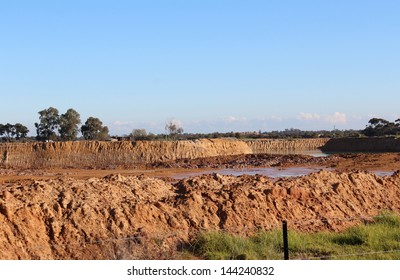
[1,170,400,259]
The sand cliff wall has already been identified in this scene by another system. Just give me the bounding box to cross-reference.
[0,139,253,168]
[246,138,329,153]
[0,138,330,169]
[321,138,400,152]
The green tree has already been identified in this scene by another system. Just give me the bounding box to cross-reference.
[129,128,147,141]
[59,108,81,141]
[35,107,60,141]
[14,123,29,140]
[5,123,17,141]
[81,117,109,140]
[0,123,29,141]
[363,118,399,136]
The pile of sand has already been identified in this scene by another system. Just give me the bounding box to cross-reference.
[1,170,400,259]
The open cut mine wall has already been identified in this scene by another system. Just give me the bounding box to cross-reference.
[246,138,329,153]
[4,137,400,169]
[0,139,252,168]
[0,138,330,169]
[321,137,400,153]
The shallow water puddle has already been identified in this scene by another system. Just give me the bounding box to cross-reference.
[373,171,396,177]
[170,167,330,180]
[170,167,396,180]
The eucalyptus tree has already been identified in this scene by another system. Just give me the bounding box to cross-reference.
[59,108,81,141]
[14,123,29,139]
[81,117,109,140]
[35,107,60,141]
[0,123,29,141]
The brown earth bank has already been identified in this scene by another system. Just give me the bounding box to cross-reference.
[246,138,329,153]
[1,170,400,259]
[321,137,400,152]
[0,139,252,169]
[0,138,329,169]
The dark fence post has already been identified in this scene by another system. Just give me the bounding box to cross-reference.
[283,220,289,260]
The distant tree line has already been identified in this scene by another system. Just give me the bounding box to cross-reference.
[124,117,398,141]
[1,113,399,143]
[123,128,363,141]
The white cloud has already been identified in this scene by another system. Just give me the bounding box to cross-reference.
[261,115,285,122]
[296,112,347,125]
[297,112,321,121]
[325,112,347,124]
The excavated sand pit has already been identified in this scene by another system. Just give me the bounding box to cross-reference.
[1,139,400,259]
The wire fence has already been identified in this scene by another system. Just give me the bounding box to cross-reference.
[285,213,400,260]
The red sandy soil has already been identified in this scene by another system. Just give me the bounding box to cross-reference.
[0,153,399,259]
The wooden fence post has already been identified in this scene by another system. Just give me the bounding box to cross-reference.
[283,220,289,260]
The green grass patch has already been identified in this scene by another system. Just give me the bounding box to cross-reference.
[187,212,400,260]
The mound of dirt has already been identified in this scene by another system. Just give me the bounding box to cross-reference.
[1,170,400,259]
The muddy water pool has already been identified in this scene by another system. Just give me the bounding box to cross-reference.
[170,167,395,180]
[264,149,329,157]
[171,167,331,180]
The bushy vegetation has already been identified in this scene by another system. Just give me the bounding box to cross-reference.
[188,212,400,260]
[363,118,400,137]
[0,123,29,141]
[34,107,109,142]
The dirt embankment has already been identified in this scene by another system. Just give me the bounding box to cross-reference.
[321,137,400,153]
[0,138,330,169]
[1,170,400,259]
[0,139,253,169]
[246,138,329,153]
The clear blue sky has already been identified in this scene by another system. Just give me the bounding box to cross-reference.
[1,0,399,135]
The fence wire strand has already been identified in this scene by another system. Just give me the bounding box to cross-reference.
[307,249,400,260]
